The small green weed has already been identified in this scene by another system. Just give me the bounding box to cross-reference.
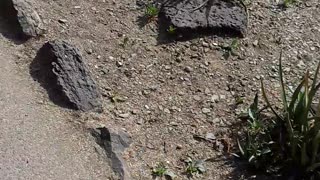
[109,92,126,103]
[167,25,177,35]
[220,39,239,59]
[185,158,206,176]
[152,163,176,179]
[282,0,297,8]
[145,4,159,21]
[119,37,129,49]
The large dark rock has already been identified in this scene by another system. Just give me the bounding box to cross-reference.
[1,0,44,37]
[32,40,102,111]
[161,0,248,37]
[91,127,132,180]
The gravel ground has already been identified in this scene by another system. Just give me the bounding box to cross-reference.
[8,0,320,179]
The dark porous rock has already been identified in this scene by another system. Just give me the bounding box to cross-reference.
[161,0,248,37]
[91,127,132,180]
[31,40,102,111]
[1,0,45,37]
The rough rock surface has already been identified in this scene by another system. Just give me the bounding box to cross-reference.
[91,127,132,180]
[5,0,45,37]
[161,0,248,37]
[34,40,102,111]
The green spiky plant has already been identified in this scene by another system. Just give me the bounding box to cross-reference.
[236,53,320,179]
[145,4,159,22]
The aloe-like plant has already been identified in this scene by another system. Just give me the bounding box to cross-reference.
[236,52,320,179]
[145,4,159,21]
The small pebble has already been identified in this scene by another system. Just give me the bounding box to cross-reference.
[164,108,171,114]
[202,108,211,114]
[211,95,219,103]
[86,49,93,54]
[176,144,182,150]
[184,66,193,73]
[204,88,211,95]
[193,95,201,101]
[116,61,123,67]
[220,95,226,100]
[164,65,171,70]
[118,113,130,118]
[297,60,305,69]
[58,19,68,24]
[206,133,216,140]
[202,42,209,47]
[131,109,139,114]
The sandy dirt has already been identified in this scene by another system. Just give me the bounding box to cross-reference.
[0,0,320,179]
[0,17,117,180]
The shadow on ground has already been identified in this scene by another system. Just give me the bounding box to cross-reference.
[29,44,75,110]
[0,0,29,44]
[227,156,279,180]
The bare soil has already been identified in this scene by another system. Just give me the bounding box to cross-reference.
[2,0,320,179]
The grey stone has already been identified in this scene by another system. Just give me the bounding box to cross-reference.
[33,40,102,111]
[10,0,44,37]
[91,127,132,180]
[205,132,216,141]
[161,0,248,37]
[211,95,219,102]
[58,19,68,24]
[184,66,193,73]
[118,113,130,118]
[202,107,211,114]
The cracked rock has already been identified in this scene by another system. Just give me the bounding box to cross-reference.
[32,40,102,111]
[161,0,248,37]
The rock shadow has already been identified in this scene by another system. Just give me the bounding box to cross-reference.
[0,0,29,44]
[29,44,75,110]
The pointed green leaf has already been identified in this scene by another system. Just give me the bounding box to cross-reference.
[279,51,288,112]
[261,148,271,155]
[261,79,283,121]
[237,139,245,156]
[248,155,255,163]
[288,75,307,113]
[311,60,320,89]
[249,93,259,120]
